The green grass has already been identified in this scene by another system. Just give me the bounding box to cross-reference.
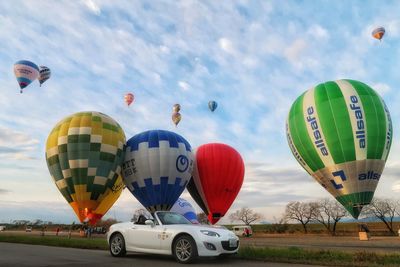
[238,246,400,267]
[0,234,108,250]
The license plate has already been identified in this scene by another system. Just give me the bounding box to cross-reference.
[229,239,237,247]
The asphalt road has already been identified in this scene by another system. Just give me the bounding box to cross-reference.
[0,242,326,267]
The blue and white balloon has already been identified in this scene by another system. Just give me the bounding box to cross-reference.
[208,100,218,112]
[171,198,199,224]
[122,130,194,212]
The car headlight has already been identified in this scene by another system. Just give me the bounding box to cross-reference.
[200,230,220,237]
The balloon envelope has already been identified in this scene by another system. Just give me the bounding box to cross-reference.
[372,27,385,40]
[122,130,194,212]
[124,93,134,106]
[208,101,218,112]
[286,79,392,218]
[45,111,126,225]
[173,104,181,113]
[170,198,199,224]
[187,143,245,224]
[38,66,51,86]
[172,112,182,126]
[13,60,39,92]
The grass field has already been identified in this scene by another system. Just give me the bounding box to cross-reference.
[232,221,400,236]
[0,234,108,250]
[2,232,400,266]
[239,246,400,267]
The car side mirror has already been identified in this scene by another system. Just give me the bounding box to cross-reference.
[145,219,155,227]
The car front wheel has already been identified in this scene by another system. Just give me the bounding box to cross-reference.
[173,235,198,264]
[109,233,126,257]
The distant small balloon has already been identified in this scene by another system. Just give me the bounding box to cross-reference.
[124,93,134,106]
[372,27,385,41]
[172,112,181,126]
[173,104,181,113]
[208,101,218,112]
[38,66,51,86]
[13,60,40,93]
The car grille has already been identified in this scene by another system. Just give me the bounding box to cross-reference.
[221,240,239,251]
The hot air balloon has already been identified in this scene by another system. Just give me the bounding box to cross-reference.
[45,111,126,225]
[187,143,245,224]
[170,198,199,224]
[208,101,218,112]
[38,66,51,86]
[172,112,181,126]
[13,60,39,93]
[372,27,385,41]
[286,79,392,219]
[124,93,134,106]
[122,130,194,212]
[173,104,181,113]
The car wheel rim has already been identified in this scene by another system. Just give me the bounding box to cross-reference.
[176,239,192,261]
[111,236,122,254]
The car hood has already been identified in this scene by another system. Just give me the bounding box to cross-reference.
[165,224,236,237]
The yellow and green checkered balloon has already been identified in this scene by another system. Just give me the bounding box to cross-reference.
[45,111,126,225]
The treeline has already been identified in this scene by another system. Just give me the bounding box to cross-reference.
[227,198,400,236]
[1,218,118,232]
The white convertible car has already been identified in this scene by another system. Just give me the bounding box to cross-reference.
[107,211,239,263]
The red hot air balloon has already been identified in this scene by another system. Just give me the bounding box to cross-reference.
[187,143,244,224]
[124,93,134,106]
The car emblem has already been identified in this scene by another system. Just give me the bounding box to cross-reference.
[158,232,169,240]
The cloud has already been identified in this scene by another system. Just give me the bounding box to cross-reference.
[307,24,329,40]
[284,38,307,65]
[178,81,190,91]
[385,19,400,38]
[0,127,39,160]
[82,0,101,15]
[371,82,391,96]
[218,37,236,55]
[0,189,11,194]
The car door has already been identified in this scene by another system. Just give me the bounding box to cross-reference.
[159,226,176,252]
[127,223,163,251]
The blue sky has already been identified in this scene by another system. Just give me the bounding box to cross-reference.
[1,0,400,224]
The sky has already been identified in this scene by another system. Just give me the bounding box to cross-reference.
[1,0,400,224]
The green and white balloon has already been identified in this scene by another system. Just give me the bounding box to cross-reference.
[286,79,393,218]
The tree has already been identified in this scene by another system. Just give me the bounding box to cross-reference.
[228,207,263,225]
[362,198,398,235]
[32,219,43,226]
[284,201,316,233]
[312,199,347,236]
[270,216,289,233]
[196,212,209,224]
[131,208,151,222]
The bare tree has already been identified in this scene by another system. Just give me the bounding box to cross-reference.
[229,207,263,225]
[284,201,316,233]
[362,198,398,235]
[312,199,347,236]
[196,212,209,224]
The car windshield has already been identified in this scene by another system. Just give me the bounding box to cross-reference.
[156,212,192,225]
